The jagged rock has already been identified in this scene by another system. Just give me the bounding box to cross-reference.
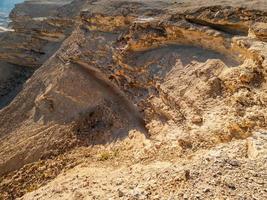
[250,22,267,42]
[0,0,267,199]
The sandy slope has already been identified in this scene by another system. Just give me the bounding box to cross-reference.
[0,0,267,199]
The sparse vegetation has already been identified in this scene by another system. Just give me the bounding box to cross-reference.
[0,0,267,199]
[98,152,111,161]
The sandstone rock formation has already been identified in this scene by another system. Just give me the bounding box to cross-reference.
[0,0,266,199]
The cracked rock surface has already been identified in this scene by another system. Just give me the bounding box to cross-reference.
[0,0,267,199]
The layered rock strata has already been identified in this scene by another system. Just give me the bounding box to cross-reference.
[0,0,267,199]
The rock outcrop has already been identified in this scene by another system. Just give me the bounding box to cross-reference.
[0,0,267,199]
[0,0,77,67]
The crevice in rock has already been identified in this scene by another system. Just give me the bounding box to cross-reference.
[186,18,248,36]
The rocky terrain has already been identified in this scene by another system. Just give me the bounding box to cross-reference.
[0,0,267,199]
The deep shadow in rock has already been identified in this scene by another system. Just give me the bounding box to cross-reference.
[0,61,33,109]
[130,44,240,72]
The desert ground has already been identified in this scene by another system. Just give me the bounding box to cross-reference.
[0,0,266,199]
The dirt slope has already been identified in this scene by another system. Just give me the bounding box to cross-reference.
[0,0,267,199]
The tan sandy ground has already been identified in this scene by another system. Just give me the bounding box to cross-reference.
[0,0,267,199]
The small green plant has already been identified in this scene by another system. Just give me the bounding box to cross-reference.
[99,152,111,161]
[113,149,119,157]
[26,184,39,193]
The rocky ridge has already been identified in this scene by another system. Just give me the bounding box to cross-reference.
[0,0,266,199]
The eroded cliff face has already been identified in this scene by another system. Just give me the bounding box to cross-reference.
[0,0,267,199]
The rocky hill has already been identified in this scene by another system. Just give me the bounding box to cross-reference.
[0,0,266,199]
